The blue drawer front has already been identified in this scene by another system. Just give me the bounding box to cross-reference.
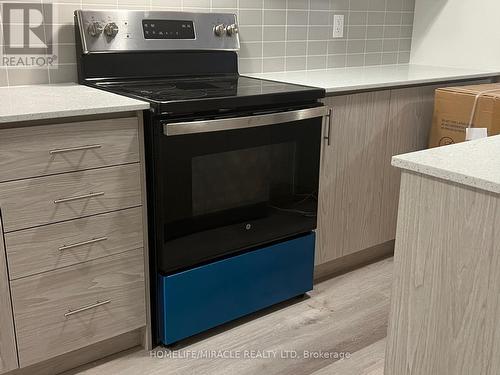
[158,233,315,345]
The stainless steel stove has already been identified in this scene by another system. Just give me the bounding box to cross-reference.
[75,10,328,347]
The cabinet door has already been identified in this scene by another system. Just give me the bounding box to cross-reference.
[316,80,493,266]
[316,91,391,265]
[380,85,437,243]
[0,217,18,374]
[380,80,489,243]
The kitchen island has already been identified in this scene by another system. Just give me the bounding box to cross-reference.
[386,135,500,375]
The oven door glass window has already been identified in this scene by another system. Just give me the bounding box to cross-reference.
[156,115,322,274]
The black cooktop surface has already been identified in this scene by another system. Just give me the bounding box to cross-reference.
[90,75,325,114]
[103,76,237,101]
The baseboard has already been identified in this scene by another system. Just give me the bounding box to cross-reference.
[6,328,144,375]
[314,240,394,282]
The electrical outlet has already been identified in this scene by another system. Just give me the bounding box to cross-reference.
[333,14,344,38]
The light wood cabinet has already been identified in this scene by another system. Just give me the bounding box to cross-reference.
[5,207,144,280]
[0,117,140,183]
[386,171,500,375]
[0,114,148,372]
[316,91,391,265]
[11,248,146,367]
[316,80,490,266]
[0,218,18,374]
[0,163,142,233]
[379,85,437,243]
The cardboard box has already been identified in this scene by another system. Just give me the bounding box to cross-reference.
[429,83,500,148]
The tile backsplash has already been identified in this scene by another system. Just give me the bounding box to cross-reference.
[0,0,414,86]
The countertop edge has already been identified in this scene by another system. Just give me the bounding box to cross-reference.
[391,156,500,195]
[324,71,499,94]
[0,103,150,124]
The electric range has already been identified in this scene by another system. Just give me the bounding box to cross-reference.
[75,10,328,346]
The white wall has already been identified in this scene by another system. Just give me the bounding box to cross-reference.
[410,0,500,70]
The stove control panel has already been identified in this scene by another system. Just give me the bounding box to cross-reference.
[75,10,240,54]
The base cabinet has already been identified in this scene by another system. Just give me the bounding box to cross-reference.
[0,113,148,373]
[316,91,391,265]
[379,85,439,243]
[0,219,18,374]
[11,249,146,367]
[316,80,490,266]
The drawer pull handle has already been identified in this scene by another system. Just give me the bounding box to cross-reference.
[65,300,111,317]
[49,144,102,155]
[324,108,333,146]
[59,236,108,251]
[54,191,105,204]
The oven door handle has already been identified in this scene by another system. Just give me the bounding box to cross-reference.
[163,106,329,136]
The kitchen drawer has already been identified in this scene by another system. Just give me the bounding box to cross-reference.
[0,163,142,232]
[11,248,146,367]
[5,207,143,280]
[158,233,315,345]
[0,117,139,183]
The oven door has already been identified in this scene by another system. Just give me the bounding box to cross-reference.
[154,105,326,274]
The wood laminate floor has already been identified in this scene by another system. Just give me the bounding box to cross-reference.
[65,257,393,375]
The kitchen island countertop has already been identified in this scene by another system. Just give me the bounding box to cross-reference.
[392,135,500,194]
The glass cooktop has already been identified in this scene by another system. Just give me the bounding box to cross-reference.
[94,75,318,103]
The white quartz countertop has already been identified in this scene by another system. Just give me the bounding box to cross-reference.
[0,83,149,124]
[392,136,500,194]
[247,64,499,94]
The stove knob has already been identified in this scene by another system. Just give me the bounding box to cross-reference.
[87,22,103,37]
[213,24,226,37]
[104,22,119,38]
[226,24,239,36]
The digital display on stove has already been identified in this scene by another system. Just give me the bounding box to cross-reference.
[142,20,195,40]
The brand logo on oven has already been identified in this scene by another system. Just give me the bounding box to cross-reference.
[245,223,252,231]
[1,3,58,67]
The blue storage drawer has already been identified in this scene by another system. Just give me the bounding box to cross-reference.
[158,232,315,345]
